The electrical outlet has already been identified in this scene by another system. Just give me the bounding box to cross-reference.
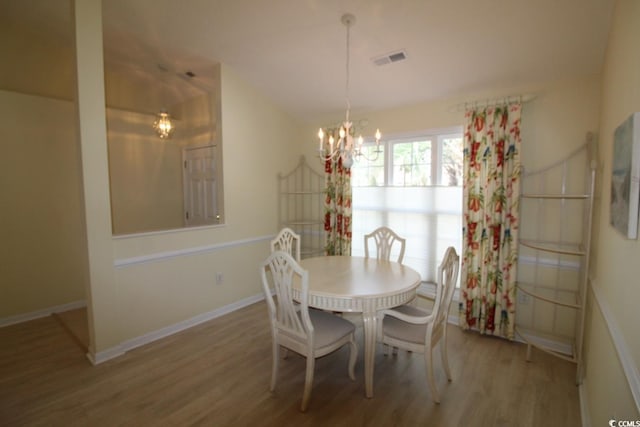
[215,272,224,285]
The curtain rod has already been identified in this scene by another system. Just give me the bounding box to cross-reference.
[448,93,537,113]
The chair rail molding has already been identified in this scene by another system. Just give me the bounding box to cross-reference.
[590,278,640,412]
[114,235,272,268]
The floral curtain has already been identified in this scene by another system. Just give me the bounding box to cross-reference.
[324,156,352,255]
[461,103,522,340]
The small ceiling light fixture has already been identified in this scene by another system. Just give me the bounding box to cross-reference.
[153,110,174,139]
[317,13,381,168]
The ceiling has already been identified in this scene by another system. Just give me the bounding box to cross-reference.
[4,0,615,122]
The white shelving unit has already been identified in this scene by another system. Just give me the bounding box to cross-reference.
[278,156,325,259]
[515,133,596,383]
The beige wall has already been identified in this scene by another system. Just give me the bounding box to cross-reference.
[584,0,640,423]
[301,76,601,178]
[0,90,87,318]
[0,1,302,357]
[107,108,184,235]
[108,82,223,235]
[0,3,74,101]
[6,10,640,425]
[111,63,303,345]
[2,0,303,354]
[301,74,603,346]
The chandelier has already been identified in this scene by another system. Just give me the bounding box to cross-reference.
[317,13,381,168]
[153,110,174,139]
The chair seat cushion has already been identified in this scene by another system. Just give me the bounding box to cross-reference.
[382,304,431,345]
[308,309,356,348]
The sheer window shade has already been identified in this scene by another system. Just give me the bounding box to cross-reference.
[351,129,463,283]
[352,186,462,283]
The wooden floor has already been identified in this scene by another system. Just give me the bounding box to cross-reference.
[0,302,580,426]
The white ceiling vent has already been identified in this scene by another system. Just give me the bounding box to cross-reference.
[372,50,407,66]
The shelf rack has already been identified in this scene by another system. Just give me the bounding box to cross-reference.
[277,156,325,258]
[515,133,597,383]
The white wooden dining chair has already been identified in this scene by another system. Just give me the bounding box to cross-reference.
[260,251,358,412]
[364,226,410,346]
[270,227,301,261]
[364,226,406,263]
[377,246,460,403]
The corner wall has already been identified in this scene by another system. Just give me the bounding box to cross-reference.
[583,0,640,423]
[0,90,87,319]
[108,64,304,352]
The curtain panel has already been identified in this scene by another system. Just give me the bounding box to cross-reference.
[461,103,522,340]
[323,156,352,255]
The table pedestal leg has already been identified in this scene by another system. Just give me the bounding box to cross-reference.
[362,307,376,398]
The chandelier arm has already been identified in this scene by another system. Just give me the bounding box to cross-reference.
[318,145,344,162]
[353,139,381,162]
[357,149,381,162]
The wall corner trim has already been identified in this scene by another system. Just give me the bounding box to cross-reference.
[590,279,640,412]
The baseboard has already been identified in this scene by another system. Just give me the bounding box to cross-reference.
[86,345,125,365]
[0,300,87,328]
[87,293,266,365]
[579,379,591,427]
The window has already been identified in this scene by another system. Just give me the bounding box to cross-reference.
[351,128,463,285]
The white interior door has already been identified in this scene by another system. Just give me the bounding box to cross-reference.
[183,145,219,226]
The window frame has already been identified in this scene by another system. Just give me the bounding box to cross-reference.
[353,126,463,188]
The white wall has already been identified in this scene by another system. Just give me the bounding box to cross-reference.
[584,0,640,423]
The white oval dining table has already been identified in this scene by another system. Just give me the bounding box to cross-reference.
[296,255,422,398]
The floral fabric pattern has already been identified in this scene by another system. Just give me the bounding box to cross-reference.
[324,155,352,255]
[461,103,522,340]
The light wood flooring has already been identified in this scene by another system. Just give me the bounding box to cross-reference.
[0,302,580,426]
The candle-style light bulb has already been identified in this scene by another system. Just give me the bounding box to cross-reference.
[375,129,381,141]
[318,128,324,151]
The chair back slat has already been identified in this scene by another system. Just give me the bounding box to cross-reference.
[271,228,301,261]
[364,226,406,263]
[428,247,460,336]
[261,251,311,341]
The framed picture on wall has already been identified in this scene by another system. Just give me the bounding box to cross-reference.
[610,112,640,239]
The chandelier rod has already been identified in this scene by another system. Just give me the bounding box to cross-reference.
[317,13,381,168]
[344,13,352,124]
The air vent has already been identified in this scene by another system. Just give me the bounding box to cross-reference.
[372,50,407,66]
